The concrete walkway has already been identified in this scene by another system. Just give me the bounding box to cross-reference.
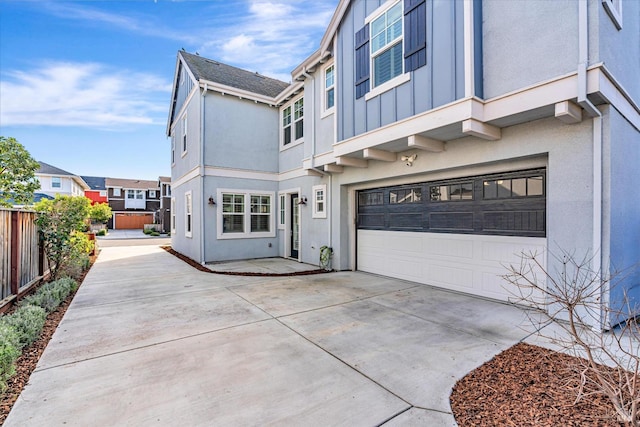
[6,245,544,426]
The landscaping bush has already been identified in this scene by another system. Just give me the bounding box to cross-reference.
[1,305,47,349]
[0,324,20,392]
[96,229,107,236]
[143,229,153,235]
[150,231,160,236]
[22,278,78,313]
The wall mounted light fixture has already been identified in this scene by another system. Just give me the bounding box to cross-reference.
[208,196,216,205]
[297,197,307,205]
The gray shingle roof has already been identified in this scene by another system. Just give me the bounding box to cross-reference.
[81,176,106,190]
[37,161,74,176]
[180,51,290,98]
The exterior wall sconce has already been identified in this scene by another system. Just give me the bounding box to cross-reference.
[297,197,307,205]
[208,196,216,205]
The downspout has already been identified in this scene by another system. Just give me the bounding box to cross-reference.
[200,83,207,265]
[577,0,604,327]
[302,68,316,167]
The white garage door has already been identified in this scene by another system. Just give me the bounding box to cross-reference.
[356,169,547,302]
[357,230,546,302]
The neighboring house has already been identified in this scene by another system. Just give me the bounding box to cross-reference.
[158,176,172,233]
[105,178,161,230]
[167,0,639,327]
[35,162,89,199]
[81,176,108,205]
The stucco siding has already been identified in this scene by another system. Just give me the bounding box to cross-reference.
[482,0,579,99]
[329,116,595,272]
[279,143,305,174]
[605,106,640,322]
[203,93,279,172]
[170,177,201,263]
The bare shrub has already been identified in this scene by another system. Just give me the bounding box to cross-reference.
[504,250,639,425]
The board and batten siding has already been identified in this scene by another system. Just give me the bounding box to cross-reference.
[171,62,195,125]
[337,0,465,142]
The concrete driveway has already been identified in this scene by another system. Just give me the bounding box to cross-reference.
[5,245,541,426]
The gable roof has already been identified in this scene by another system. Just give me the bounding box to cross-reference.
[179,51,290,99]
[105,178,159,190]
[81,176,106,190]
[158,176,171,183]
[37,161,74,176]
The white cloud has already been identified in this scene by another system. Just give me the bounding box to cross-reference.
[0,62,171,128]
[198,0,338,81]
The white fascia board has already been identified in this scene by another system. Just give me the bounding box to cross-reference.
[320,0,350,54]
[74,176,91,190]
[589,65,640,131]
[200,80,278,106]
[204,166,278,182]
[275,81,305,105]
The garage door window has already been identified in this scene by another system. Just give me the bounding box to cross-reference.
[357,169,546,237]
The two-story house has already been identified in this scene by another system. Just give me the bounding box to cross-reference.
[167,0,639,327]
[105,178,161,229]
[81,176,108,205]
[35,162,89,199]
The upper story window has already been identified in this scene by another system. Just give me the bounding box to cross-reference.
[355,0,426,99]
[182,115,188,154]
[282,96,304,146]
[293,98,304,140]
[51,177,61,188]
[282,106,292,145]
[127,189,144,200]
[113,188,121,197]
[149,190,156,198]
[324,65,335,111]
[602,0,622,29]
[371,1,403,88]
[171,134,175,165]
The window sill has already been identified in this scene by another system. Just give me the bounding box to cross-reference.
[320,107,335,119]
[365,73,411,101]
[280,138,304,152]
[312,213,327,219]
[217,231,276,240]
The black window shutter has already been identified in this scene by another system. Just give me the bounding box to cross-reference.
[355,24,370,99]
[404,0,427,72]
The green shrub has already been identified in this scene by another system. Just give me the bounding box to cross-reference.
[22,278,78,313]
[0,324,20,392]
[1,305,46,349]
[96,229,107,236]
[143,228,153,235]
[150,231,160,236]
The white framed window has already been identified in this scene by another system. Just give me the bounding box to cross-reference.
[602,0,622,29]
[127,189,144,200]
[370,1,403,88]
[99,190,107,197]
[113,188,121,197]
[51,177,61,188]
[170,197,176,234]
[182,115,188,154]
[149,190,156,198]
[293,98,304,140]
[282,105,292,145]
[217,189,276,239]
[185,191,192,238]
[312,185,327,219]
[278,193,286,229]
[171,134,175,165]
[324,64,335,113]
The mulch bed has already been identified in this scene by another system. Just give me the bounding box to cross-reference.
[0,254,96,425]
[450,342,629,426]
[161,245,331,277]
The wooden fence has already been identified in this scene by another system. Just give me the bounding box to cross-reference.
[0,209,47,308]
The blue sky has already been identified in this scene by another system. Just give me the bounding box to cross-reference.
[0,0,338,180]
